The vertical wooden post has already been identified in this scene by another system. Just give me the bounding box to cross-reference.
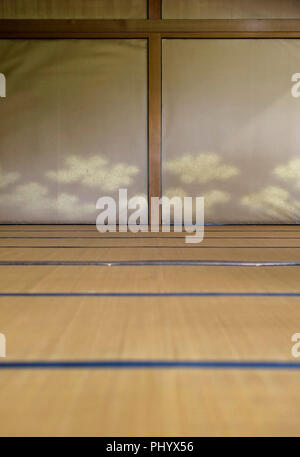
[148,1,162,224]
[148,0,162,20]
[148,33,162,225]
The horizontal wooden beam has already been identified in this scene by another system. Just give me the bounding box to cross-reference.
[163,31,300,38]
[0,20,149,38]
[2,19,300,38]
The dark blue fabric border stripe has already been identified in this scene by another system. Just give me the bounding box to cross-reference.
[1,292,300,297]
[0,260,299,267]
[0,223,299,226]
[0,360,299,370]
[0,229,300,232]
[1,245,300,249]
[1,236,300,239]
[0,260,299,266]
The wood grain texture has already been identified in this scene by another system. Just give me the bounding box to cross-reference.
[2,19,300,38]
[148,0,162,19]
[0,247,299,262]
[0,369,300,436]
[148,34,162,223]
[0,264,299,294]
[0,296,299,360]
[0,225,300,262]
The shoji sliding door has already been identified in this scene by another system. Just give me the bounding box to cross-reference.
[163,0,300,19]
[162,39,300,223]
[0,39,148,223]
[0,0,147,19]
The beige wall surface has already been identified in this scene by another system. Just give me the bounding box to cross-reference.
[0,0,147,19]
[0,39,148,223]
[162,39,300,224]
[163,0,300,19]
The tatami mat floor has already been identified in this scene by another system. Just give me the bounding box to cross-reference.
[0,225,299,436]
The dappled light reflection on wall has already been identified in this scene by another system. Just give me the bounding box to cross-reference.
[47,154,139,192]
[164,153,239,184]
[241,186,300,222]
[274,158,300,187]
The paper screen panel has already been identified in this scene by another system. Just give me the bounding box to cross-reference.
[163,0,300,19]
[0,0,147,19]
[162,39,300,224]
[0,39,147,223]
